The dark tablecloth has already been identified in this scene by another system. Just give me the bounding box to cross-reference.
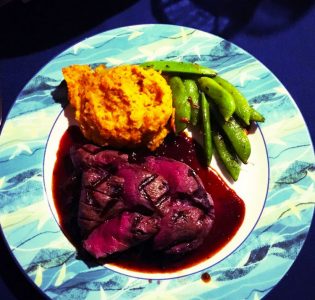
[0,0,314,299]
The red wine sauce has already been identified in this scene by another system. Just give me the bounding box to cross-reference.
[52,126,245,273]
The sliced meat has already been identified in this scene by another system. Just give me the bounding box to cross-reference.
[144,156,198,194]
[78,167,126,236]
[152,199,214,255]
[71,144,128,171]
[116,164,169,211]
[70,146,215,258]
[144,156,214,214]
[83,212,160,259]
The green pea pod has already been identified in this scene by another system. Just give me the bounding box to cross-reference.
[213,76,251,126]
[169,76,191,133]
[198,76,236,122]
[250,106,265,122]
[200,92,212,165]
[211,103,251,164]
[140,60,217,77]
[213,128,241,181]
[183,79,200,126]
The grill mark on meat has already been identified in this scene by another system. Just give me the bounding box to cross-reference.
[138,174,159,209]
[154,194,170,208]
[70,146,215,258]
[138,174,170,209]
[83,169,111,188]
[91,178,123,196]
[138,174,158,190]
[125,205,156,216]
[131,214,160,239]
[98,183,123,197]
[171,210,188,223]
[82,172,124,209]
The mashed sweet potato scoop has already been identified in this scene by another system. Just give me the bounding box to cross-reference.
[62,64,173,150]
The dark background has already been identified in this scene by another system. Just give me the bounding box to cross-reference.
[0,0,314,299]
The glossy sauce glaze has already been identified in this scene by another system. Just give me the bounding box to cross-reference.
[201,272,211,283]
[52,126,245,273]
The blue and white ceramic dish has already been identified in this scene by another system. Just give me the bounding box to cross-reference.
[0,24,314,300]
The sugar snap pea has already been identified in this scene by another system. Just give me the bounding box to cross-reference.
[211,103,251,164]
[250,106,265,122]
[183,79,200,126]
[140,60,217,77]
[169,76,191,133]
[200,92,212,165]
[198,77,236,122]
[213,76,251,126]
[213,128,241,181]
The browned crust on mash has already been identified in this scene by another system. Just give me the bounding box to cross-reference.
[62,64,173,150]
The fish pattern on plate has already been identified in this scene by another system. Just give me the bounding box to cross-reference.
[0,24,314,300]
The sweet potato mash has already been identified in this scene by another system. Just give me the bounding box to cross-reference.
[62,64,172,150]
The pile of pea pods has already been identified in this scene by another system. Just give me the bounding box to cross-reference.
[140,61,265,181]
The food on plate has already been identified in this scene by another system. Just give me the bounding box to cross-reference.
[62,64,173,150]
[142,60,265,180]
[213,75,252,126]
[140,60,217,77]
[168,76,191,133]
[70,144,215,259]
[198,76,236,122]
[211,106,251,164]
[61,60,265,180]
[200,92,213,166]
[250,106,265,122]
[53,127,245,272]
[212,128,241,181]
[183,78,200,126]
[54,60,265,271]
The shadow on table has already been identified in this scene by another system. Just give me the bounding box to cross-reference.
[0,0,137,58]
[152,0,315,38]
[0,227,48,300]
